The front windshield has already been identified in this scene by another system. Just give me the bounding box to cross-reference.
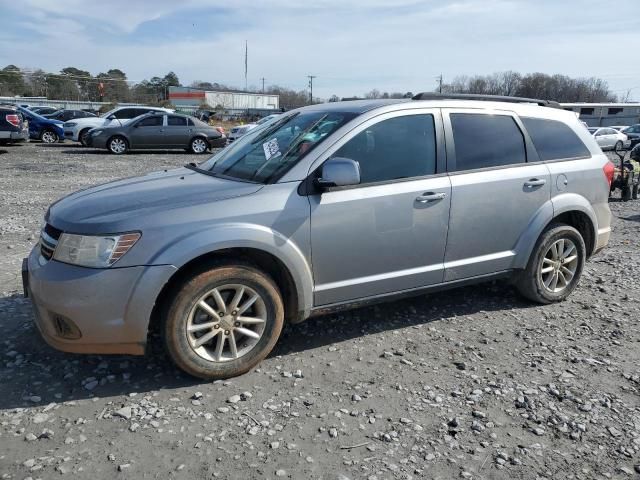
[199,110,355,183]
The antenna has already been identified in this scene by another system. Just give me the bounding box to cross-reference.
[307,75,317,104]
[244,40,248,91]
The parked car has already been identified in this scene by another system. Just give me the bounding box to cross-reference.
[30,106,59,116]
[621,124,640,148]
[64,106,174,146]
[0,105,29,145]
[23,94,612,380]
[587,127,630,150]
[86,112,226,154]
[15,105,64,143]
[227,113,282,143]
[44,109,97,122]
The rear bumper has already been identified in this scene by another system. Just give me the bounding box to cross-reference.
[0,129,29,141]
[25,247,176,355]
[594,226,611,255]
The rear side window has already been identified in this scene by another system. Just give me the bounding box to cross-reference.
[450,114,526,171]
[167,116,187,126]
[114,108,135,119]
[522,117,590,161]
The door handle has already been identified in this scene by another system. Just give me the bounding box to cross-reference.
[415,192,447,203]
[524,178,546,187]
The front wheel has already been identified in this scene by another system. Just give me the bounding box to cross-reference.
[79,129,92,146]
[516,224,586,304]
[40,129,58,143]
[163,263,284,380]
[107,136,128,154]
[190,137,209,154]
[614,140,623,152]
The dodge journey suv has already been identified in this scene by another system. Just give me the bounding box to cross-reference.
[23,94,612,379]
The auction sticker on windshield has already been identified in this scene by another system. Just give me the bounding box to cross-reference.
[262,138,281,160]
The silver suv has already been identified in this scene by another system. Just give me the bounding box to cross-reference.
[23,94,613,379]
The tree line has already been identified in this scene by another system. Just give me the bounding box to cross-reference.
[0,65,621,108]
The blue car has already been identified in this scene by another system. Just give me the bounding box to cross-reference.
[15,106,65,143]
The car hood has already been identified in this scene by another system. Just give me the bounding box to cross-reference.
[66,116,114,128]
[47,167,263,233]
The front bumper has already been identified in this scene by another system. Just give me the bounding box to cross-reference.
[24,247,176,355]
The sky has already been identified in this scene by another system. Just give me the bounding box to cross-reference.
[1,0,639,100]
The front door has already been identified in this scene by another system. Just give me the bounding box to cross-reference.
[442,109,551,281]
[308,110,451,306]
[129,115,165,148]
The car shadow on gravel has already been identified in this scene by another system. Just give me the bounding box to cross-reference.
[0,281,533,410]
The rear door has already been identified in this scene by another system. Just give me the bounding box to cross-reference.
[442,109,551,281]
[165,115,190,147]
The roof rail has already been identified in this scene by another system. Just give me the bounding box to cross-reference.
[411,92,562,109]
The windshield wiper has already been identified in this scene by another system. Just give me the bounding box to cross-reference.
[184,163,259,183]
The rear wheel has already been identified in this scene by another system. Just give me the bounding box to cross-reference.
[107,136,128,154]
[516,224,586,304]
[614,140,623,152]
[40,129,58,143]
[190,137,209,154]
[163,263,284,380]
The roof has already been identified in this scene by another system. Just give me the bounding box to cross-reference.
[561,103,640,108]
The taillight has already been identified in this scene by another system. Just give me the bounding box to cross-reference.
[603,161,615,187]
[6,114,20,127]
[216,126,225,134]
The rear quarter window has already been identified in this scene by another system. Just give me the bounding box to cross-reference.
[522,117,590,161]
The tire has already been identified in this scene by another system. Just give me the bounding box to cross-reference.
[79,129,92,146]
[621,174,632,201]
[190,137,209,154]
[516,224,586,304]
[40,129,58,143]
[632,183,639,200]
[107,136,128,155]
[163,263,284,380]
[614,140,623,152]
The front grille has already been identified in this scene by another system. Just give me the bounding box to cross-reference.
[40,224,62,261]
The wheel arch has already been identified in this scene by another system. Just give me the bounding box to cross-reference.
[513,196,598,270]
[146,225,313,344]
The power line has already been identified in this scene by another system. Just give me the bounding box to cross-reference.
[307,75,316,104]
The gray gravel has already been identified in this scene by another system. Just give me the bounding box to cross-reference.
[0,142,639,479]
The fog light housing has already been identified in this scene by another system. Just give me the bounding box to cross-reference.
[51,313,82,339]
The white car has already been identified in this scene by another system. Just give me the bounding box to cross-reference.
[227,113,282,143]
[587,127,630,151]
[64,106,173,145]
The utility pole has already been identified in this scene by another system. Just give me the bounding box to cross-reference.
[307,75,316,104]
[260,77,265,93]
[437,74,443,93]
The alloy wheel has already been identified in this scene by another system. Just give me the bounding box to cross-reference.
[41,131,58,143]
[109,138,127,154]
[192,138,207,153]
[539,238,578,293]
[186,284,267,362]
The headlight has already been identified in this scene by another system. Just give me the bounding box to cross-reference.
[66,122,77,127]
[53,232,141,268]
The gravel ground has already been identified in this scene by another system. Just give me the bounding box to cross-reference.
[0,142,639,480]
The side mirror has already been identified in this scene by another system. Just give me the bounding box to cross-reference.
[107,115,116,120]
[316,157,361,189]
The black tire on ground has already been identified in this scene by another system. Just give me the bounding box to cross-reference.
[0,139,8,145]
[40,129,58,143]
[515,224,586,304]
[190,137,209,154]
[632,183,639,200]
[163,263,284,380]
[622,185,632,201]
[614,140,623,151]
[107,135,128,155]
[79,129,92,146]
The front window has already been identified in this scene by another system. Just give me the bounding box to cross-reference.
[198,111,355,183]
